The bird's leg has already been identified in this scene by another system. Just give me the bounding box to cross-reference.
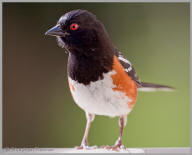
[114,115,127,149]
[76,112,95,149]
[81,113,94,147]
[104,115,127,151]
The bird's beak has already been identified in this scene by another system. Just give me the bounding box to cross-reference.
[45,25,65,37]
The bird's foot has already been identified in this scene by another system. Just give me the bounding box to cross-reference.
[101,144,125,151]
[75,145,98,150]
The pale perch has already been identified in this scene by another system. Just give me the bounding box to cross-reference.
[3,147,190,153]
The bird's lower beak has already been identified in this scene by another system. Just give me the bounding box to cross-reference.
[45,25,65,37]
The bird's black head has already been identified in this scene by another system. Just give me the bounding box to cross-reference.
[46,9,115,84]
[45,9,114,54]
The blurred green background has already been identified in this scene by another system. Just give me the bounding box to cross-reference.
[3,3,190,148]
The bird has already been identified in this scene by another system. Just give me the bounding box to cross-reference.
[45,9,173,150]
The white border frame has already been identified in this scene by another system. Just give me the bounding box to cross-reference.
[0,0,191,154]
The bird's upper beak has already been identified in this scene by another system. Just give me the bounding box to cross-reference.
[45,25,66,37]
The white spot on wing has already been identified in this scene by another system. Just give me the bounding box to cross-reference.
[118,56,132,73]
[125,68,132,72]
[118,56,131,65]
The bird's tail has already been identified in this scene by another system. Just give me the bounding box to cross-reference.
[137,82,174,92]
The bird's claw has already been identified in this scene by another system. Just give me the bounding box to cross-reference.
[75,145,98,150]
[101,144,125,151]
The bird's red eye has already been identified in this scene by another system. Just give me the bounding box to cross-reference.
[70,23,79,31]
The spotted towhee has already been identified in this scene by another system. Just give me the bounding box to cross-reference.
[45,9,173,150]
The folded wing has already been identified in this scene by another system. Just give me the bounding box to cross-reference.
[115,50,174,91]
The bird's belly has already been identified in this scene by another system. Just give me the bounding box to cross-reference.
[68,71,136,117]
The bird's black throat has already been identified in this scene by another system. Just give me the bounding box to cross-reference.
[67,47,114,85]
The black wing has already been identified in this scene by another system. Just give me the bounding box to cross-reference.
[115,50,141,87]
[115,50,174,91]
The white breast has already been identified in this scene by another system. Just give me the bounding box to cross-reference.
[68,71,132,117]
